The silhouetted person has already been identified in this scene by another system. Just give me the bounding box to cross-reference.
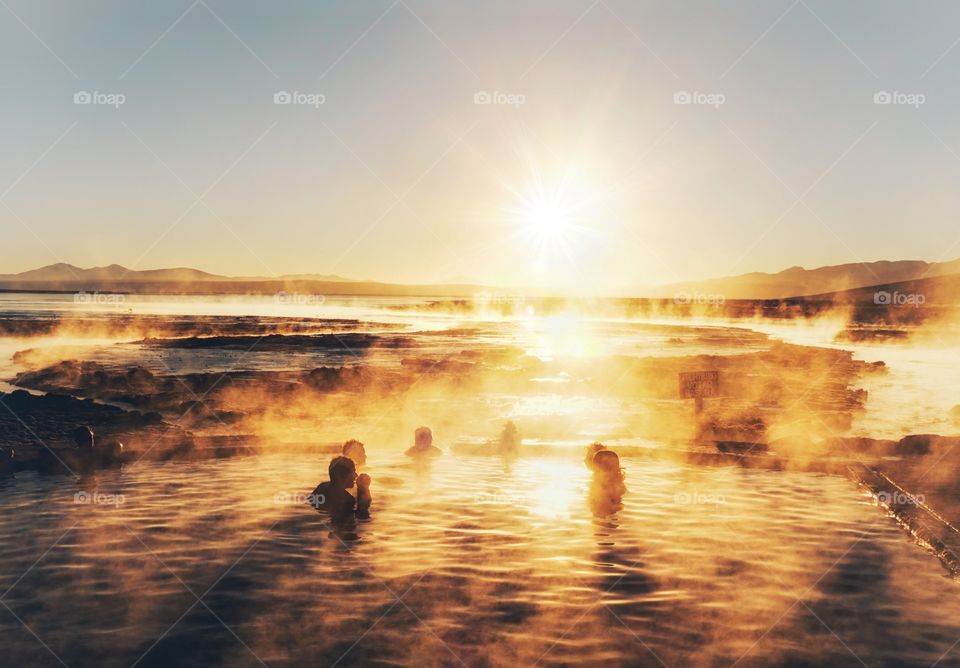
[405,426,442,459]
[62,425,97,472]
[73,425,95,453]
[342,439,367,468]
[498,421,520,459]
[71,425,123,468]
[309,456,370,521]
[589,449,626,515]
[584,442,607,471]
[356,473,372,519]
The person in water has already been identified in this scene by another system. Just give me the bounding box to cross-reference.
[73,425,95,453]
[309,456,370,520]
[584,442,608,471]
[497,421,520,458]
[405,426,442,459]
[589,448,627,514]
[62,425,123,469]
[355,473,372,519]
[342,439,367,468]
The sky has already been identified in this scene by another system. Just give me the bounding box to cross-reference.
[3,0,960,293]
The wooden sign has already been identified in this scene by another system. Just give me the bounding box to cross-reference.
[679,370,720,399]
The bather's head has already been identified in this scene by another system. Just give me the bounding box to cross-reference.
[584,442,606,470]
[499,421,520,451]
[72,425,95,452]
[414,426,433,450]
[592,449,623,482]
[342,439,367,467]
[328,456,358,490]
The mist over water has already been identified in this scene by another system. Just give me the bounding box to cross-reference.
[3,292,950,441]
[2,293,960,666]
[743,317,960,440]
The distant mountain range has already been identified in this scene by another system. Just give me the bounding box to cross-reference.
[2,259,960,300]
[0,263,352,284]
[805,271,960,304]
[655,259,960,300]
[0,263,484,298]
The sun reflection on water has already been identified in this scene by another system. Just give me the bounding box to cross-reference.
[519,459,583,519]
[521,312,604,360]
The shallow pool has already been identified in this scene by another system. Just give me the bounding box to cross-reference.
[0,452,958,667]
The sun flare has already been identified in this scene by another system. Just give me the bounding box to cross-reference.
[507,164,601,274]
[522,197,572,242]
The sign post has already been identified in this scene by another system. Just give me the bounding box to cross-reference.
[679,370,720,415]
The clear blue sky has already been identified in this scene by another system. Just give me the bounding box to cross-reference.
[3,0,960,291]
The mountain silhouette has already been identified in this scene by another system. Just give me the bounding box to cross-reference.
[656,259,960,300]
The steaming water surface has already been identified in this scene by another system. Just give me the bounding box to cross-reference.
[3,295,960,666]
[0,293,771,377]
[844,343,960,438]
[742,318,960,439]
[5,293,954,442]
[1,454,958,667]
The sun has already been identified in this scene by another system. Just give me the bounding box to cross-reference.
[522,196,572,243]
[507,165,594,270]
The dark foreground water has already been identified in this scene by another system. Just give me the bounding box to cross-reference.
[0,452,958,667]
